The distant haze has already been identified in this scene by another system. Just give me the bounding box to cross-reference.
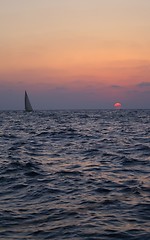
[0,0,150,110]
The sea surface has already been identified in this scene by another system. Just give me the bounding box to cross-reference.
[0,110,150,240]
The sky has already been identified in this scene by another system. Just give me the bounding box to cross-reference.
[0,0,150,109]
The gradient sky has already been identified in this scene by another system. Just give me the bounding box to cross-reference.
[0,0,150,109]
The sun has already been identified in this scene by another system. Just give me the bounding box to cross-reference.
[114,102,122,109]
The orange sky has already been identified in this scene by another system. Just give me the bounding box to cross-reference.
[0,0,150,109]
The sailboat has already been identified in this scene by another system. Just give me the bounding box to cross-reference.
[25,91,33,112]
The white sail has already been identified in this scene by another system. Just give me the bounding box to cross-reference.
[25,91,33,112]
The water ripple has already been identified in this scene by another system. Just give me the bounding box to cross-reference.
[0,110,150,239]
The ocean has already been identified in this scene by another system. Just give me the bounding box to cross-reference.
[0,110,150,240]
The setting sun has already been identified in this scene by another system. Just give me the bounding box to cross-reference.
[114,102,122,109]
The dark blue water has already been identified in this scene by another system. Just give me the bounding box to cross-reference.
[0,110,150,239]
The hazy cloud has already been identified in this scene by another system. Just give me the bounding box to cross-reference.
[111,85,123,89]
[137,82,150,87]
